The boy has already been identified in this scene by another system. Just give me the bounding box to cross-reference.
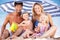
[18,12,33,38]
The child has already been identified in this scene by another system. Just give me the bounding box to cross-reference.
[32,14,49,37]
[18,12,33,38]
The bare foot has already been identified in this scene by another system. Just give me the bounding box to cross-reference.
[12,35,17,39]
[0,37,5,40]
[6,35,17,40]
[0,37,2,40]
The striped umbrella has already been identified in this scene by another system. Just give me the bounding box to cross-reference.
[0,0,60,18]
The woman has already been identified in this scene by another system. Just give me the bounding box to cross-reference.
[32,3,57,38]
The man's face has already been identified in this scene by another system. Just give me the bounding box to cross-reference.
[15,5,23,12]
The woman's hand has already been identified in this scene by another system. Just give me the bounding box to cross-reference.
[34,27,40,33]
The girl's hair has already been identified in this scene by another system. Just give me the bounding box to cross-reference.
[23,12,30,15]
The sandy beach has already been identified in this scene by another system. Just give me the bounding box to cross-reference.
[5,36,60,40]
[6,38,60,40]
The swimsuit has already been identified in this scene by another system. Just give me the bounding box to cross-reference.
[34,20,50,36]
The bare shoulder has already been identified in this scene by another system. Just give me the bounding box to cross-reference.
[45,13,53,23]
[44,12,52,17]
[47,12,51,16]
[47,14,52,19]
[8,12,13,16]
[6,12,14,19]
[8,12,14,16]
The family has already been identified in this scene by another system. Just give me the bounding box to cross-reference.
[0,1,57,40]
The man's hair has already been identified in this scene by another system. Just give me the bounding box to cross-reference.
[14,1,23,6]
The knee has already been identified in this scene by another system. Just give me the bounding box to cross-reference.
[4,29,9,32]
[50,26,57,36]
[52,26,57,31]
[50,26,57,38]
[3,29,9,34]
[0,36,2,40]
[3,29,9,39]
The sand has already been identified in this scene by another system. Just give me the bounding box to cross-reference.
[5,36,60,40]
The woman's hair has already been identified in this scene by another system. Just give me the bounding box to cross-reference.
[32,3,44,20]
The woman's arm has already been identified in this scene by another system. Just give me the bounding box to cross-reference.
[48,14,54,26]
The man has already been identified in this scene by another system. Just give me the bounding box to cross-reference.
[1,1,24,39]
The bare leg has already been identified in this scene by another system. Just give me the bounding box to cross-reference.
[40,26,57,38]
[0,36,2,40]
[21,29,33,38]
[6,27,23,40]
[2,29,9,39]
[20,29,29,38]
[50,26,57,38]
[13,27,23,36]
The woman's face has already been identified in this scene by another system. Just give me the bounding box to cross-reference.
[34,5,42,15]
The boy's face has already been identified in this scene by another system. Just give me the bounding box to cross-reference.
[15,5,23,13]
[23,13,29,20]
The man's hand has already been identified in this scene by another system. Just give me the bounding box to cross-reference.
[1,15,9,37]
[11,35,17,39]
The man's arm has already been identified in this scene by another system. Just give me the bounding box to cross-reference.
[1,15,9,36]
[18,21,26,26]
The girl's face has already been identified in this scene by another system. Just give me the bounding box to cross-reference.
[34,5,42,15]
[23,13,29,20]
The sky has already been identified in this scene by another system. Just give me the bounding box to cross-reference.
[0,0,60,38]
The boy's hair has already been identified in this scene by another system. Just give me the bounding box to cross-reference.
[23,12,30,16]
[14,1,23,6]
